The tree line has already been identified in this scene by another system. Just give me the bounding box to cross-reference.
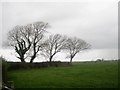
[7,21,91,63]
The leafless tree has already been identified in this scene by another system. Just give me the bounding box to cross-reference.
[65,37,91,63]
[8,22,48,63]
[29,22,48,63]
[41,34,67,63]
[8,25,31,63]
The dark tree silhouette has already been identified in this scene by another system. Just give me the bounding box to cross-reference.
[28,22,48,63]
[65,37,91,63]
[41,34,67,63]
[8,25,31,63]
[8,22,48,63]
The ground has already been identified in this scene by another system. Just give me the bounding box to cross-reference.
[8,61,118,88]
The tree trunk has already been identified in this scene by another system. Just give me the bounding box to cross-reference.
[30,60,33,63]
[30,55,36,63]
[49,56,53,66]
[20,56,26,63]
[70,56,74,63]
[49,56,53,62]
[21,60,26,63]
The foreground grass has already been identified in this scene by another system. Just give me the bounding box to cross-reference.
[8,61,118,88]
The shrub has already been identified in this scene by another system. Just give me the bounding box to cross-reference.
[7,62,30,70]
[7,61,71,70]
[0,56,8,83]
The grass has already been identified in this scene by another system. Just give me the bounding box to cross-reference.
[7,61,118,88]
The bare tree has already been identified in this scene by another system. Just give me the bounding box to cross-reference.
[29,22,48,63]
[65,37,91,63]
[8,22,48,63]
[8,25,31,63]
[41,34,67,63]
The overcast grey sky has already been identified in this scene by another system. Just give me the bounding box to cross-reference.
[0,0,118,61]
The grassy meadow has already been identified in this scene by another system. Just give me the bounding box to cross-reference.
[7,61,118,88]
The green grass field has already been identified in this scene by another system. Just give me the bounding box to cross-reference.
[8,61,118,88]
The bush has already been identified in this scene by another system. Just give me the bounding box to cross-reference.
[0,56,8,83]
[7,61,71,70]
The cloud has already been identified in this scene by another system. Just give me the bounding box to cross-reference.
[2,2,118,49]
[0,1,118,60]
